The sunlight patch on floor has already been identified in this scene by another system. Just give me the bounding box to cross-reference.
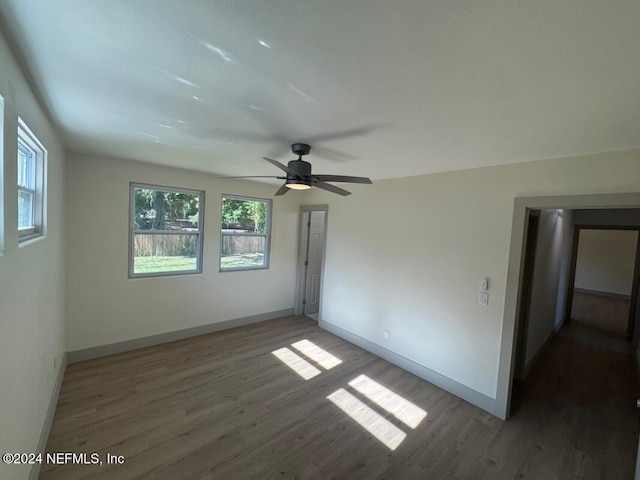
[291,339,342,370]
[348,375,427,429]
[327,388,406,450]
[272,347,321,380]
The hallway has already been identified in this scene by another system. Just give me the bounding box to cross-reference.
[509,292,638,478]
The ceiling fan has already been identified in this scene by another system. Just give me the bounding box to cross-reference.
[227,143,373,196]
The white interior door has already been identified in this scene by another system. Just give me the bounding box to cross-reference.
[303,210,325,315]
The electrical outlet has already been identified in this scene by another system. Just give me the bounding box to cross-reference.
[383,330,389,341]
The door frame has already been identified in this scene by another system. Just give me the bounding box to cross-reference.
[513,210,540,381]
[628,233,640,343]
[496,192,640,420]
[295,205,329,316]
[565,225,640,335]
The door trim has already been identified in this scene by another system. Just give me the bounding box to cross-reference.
[628,232,640,343]
[513,210,540,381]
[295,205,329,316]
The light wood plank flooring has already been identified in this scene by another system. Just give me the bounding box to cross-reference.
[42,309,638,479]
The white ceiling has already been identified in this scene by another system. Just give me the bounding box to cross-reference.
[2,0,640,182]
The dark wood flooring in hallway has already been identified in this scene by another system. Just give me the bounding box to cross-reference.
[40,294,638,479]
[507,291,638,479]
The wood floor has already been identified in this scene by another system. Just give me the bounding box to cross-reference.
[42,304,638,479]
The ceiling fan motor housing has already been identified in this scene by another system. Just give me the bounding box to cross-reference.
[288,159,312,177]
[286,158,313,187]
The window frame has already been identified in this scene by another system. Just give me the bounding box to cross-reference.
[0,95,4,254]
[220,194,272,272]
[129,182,205,279]
[17,118,46,244]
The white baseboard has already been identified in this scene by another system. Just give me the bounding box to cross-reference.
[29,352,68,480]
[319,319,497,417]
[522,329,556,379]
[573,288,631,300]
[68,308,294,363]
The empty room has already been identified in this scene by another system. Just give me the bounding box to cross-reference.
[1,1,640,479]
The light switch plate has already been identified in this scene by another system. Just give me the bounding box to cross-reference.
[479,292,489,306]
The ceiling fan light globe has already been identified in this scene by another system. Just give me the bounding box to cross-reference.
[285,182,311,190]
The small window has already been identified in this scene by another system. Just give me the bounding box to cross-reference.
[221,195,271,271]
[129,183,204,278]
[17,118,46,243]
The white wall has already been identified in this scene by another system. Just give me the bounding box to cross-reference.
[305,150,640,400]
[524,209,574,369]
[65,154,301,351]
[574,229,638,296]
[0,31,66,480]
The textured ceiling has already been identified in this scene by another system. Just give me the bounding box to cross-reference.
[2,0,640,181]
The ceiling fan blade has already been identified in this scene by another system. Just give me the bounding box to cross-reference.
[263,157,299,175]
[220,175,285,179]
[206,129,271,143]
[274,184,290,196]
[311,145,359,162]
[264,144,291,161]
[314,181,351,196]
[305,123,383,143]
[313,175,372,184]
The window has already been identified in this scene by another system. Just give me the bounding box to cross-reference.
[129,183,204,278]
[221,195,271,271]
[0,95,4,253]
[17,118,46,243]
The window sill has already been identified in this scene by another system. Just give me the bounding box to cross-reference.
[219,266,270,273]
[128,269,203,280]
[18,232,45,248]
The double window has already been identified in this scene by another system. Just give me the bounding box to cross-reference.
[128,188,271,276]
[17,119,46,243]
[129,183,204,278]
[220,195,271,271]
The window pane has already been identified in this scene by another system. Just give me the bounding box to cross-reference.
[221,235,266,269]
[221,196,270,271]
[134,188,200,231]
[17,141,35,189]
[17,120,46,244]
[133,233,198,274]
[221,197,268,234]
[18,189,34,228]
[130,184,204,278]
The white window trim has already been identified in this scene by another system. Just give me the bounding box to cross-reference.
[129,182,205,279]
[17,118,46,246]
[220,194,272,272]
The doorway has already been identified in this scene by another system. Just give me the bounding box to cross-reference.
[498,197,640,478]
[295,205,328,318]
[566,227,640,339]
[567,226,640,338]
[498,194,640,420]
